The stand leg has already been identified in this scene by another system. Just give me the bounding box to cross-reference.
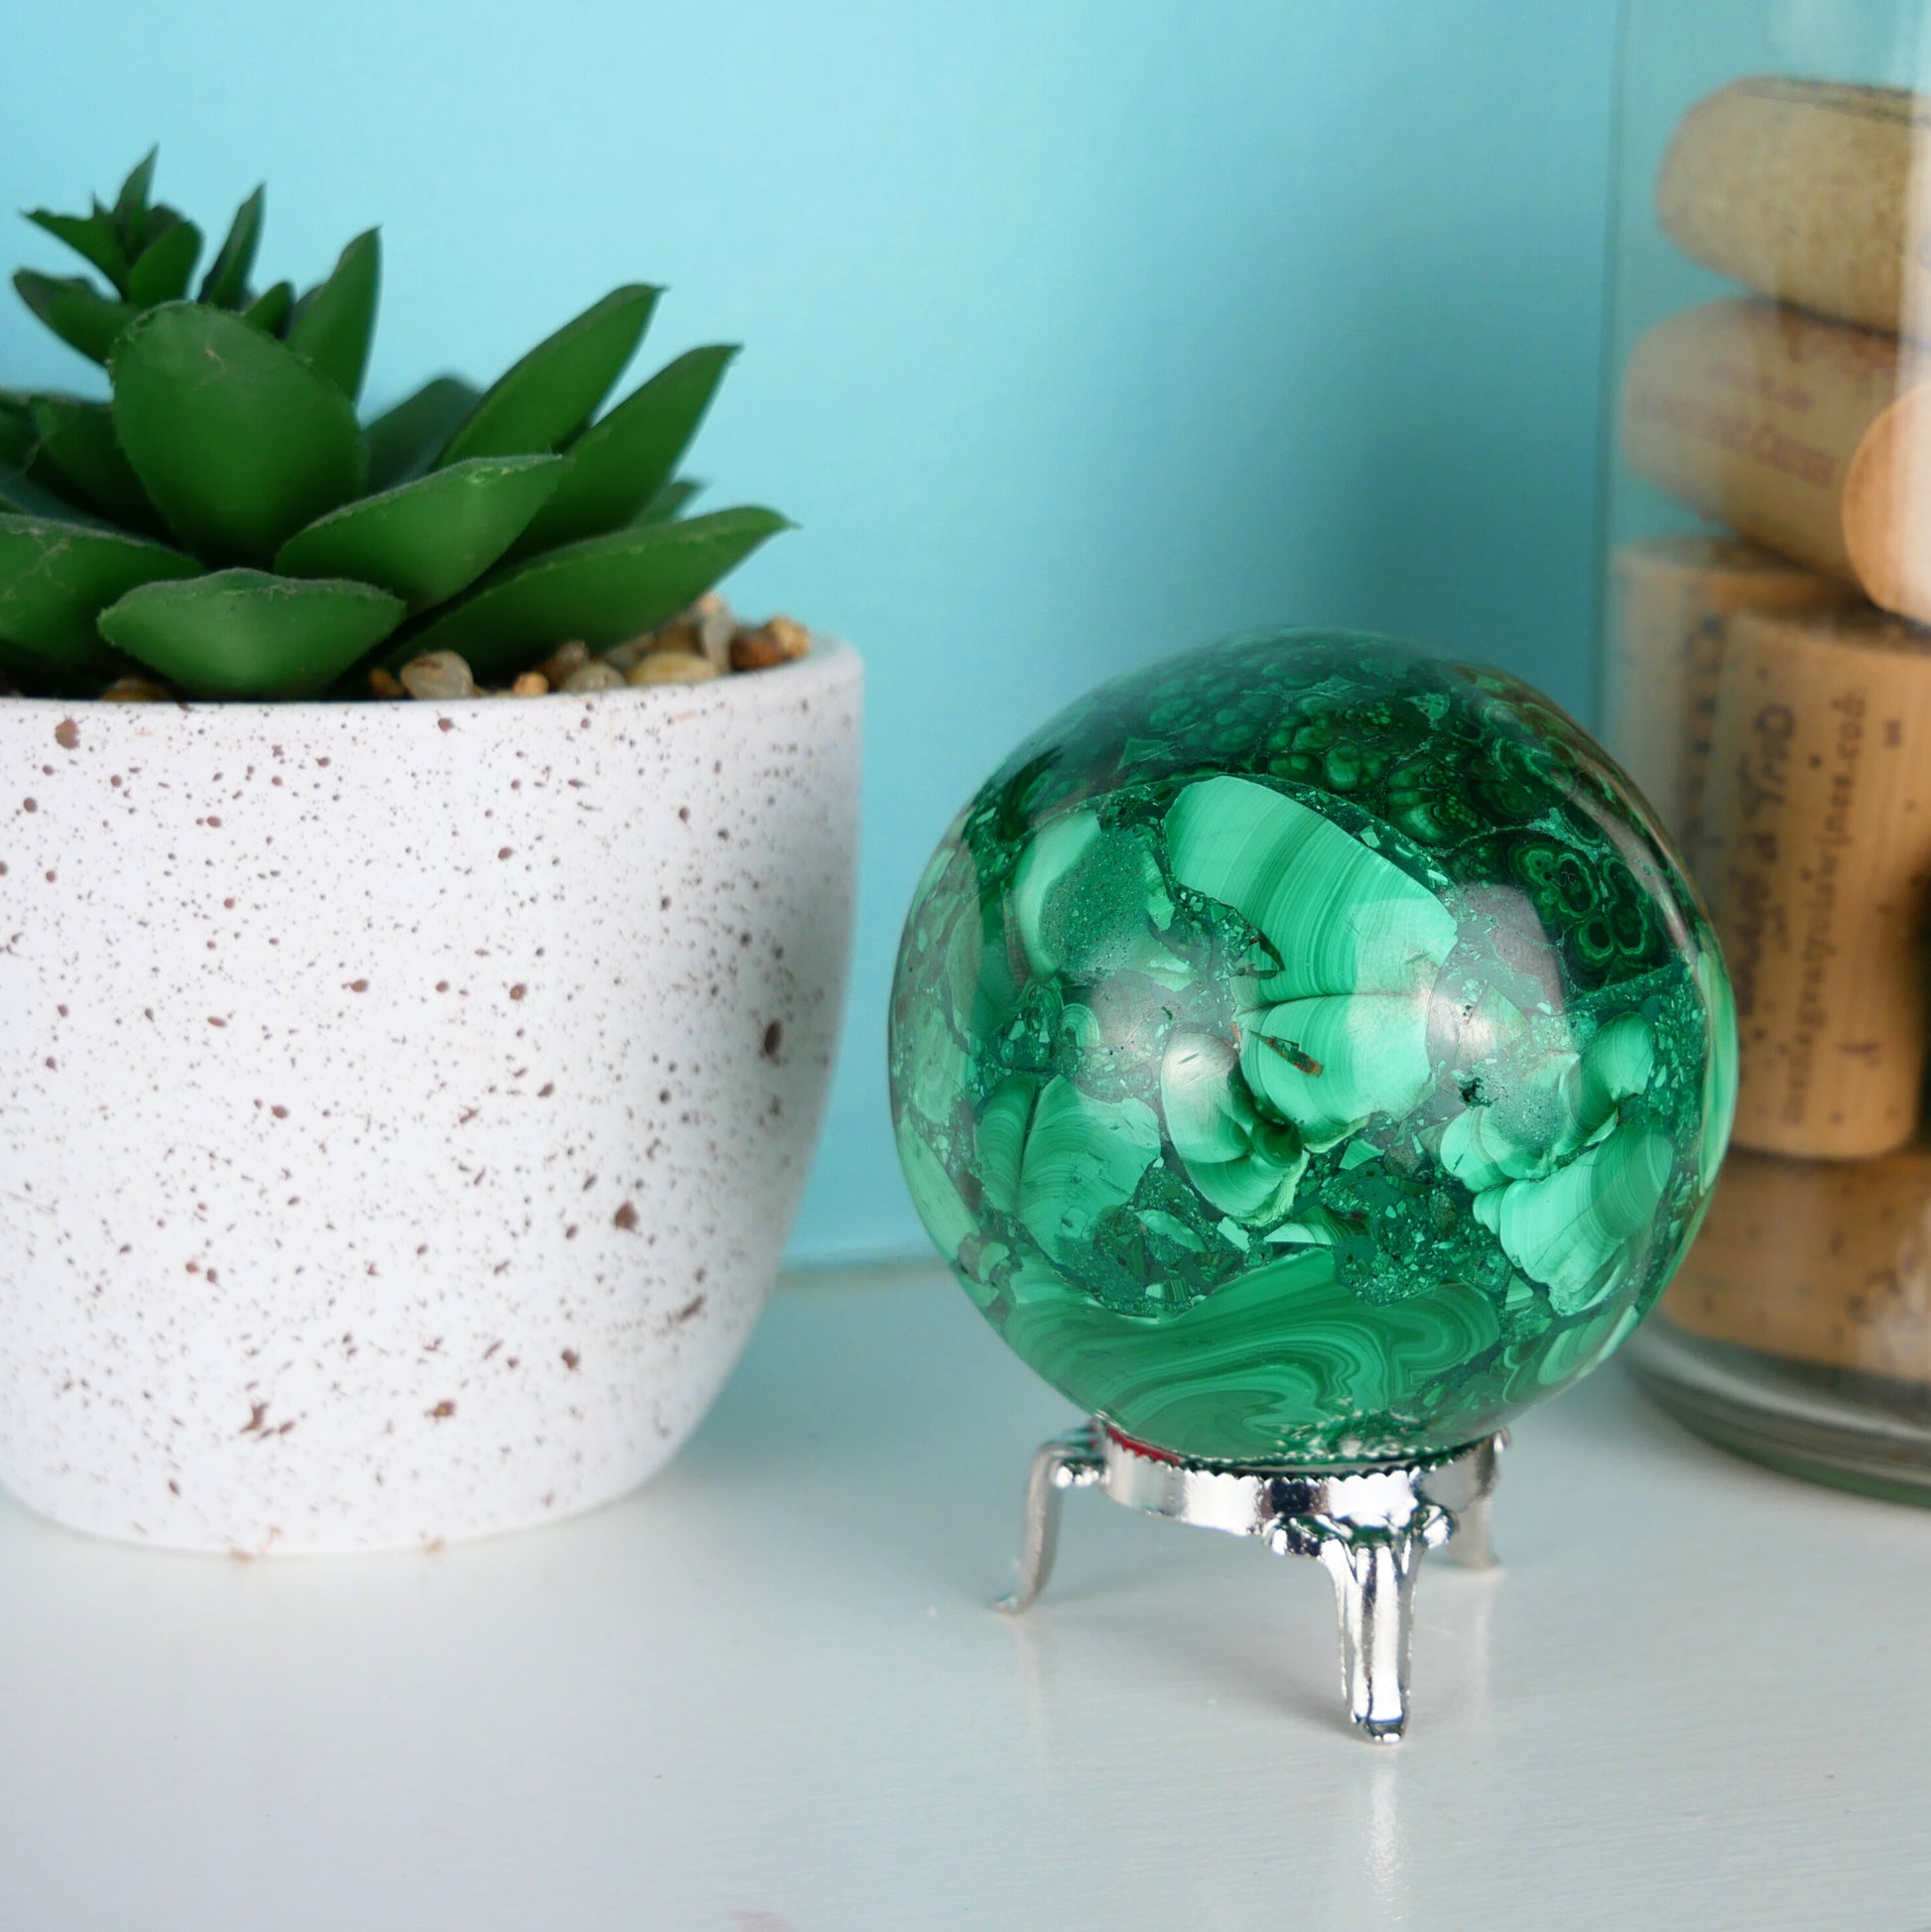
[995,1423,1102,1614]
[1443,1490,1497,1570]
[1314,1531,1423,1743]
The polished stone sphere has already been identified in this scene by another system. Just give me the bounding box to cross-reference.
[888,629,1735,1467]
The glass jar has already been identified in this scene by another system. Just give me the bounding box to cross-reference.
[1605,0,1931,1499]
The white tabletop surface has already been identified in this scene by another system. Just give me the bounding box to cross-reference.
[1,1261,1927,1932]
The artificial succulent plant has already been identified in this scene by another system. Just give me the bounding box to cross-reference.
[0,152,788,700]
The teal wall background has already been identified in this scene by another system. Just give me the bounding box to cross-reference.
[0,0,1624,1261]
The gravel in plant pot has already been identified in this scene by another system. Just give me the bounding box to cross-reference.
[0,155,860,1553]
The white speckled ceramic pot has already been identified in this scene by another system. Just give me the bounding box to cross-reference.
[0,641,860,1553]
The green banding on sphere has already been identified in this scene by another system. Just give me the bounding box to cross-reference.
[887,628,1734,1467]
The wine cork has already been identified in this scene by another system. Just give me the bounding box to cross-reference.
[1620,299,1931,624]
[1608,535,1841,849]
[1657,77,1931,338]
[1698,605,1931,1159]
[1663,1144,1931,1381]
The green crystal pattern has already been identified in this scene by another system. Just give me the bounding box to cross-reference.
[888,629,1736,1466]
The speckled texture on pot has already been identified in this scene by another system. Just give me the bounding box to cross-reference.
[0,640,861,1554]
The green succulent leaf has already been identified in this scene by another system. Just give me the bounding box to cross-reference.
[635,476,702,523]
[507,344,736,560]
[125,216,202,307]
[26,208,131,296]
[402,504,790,682]
[14,271,139,365]
[25,396,160,531]
[111,302,367,563]
[199,185,265,307]
[0,397,105,522]
[242,280,295,334]
[141,205,193,264]
[0,458,98,525]
[286,228,379,401]
[275,454,565,611]
[436,284,659,468]
[112,149,159,254]
[98,569,405,699]
[0,514,196,677]
[364,375,479,490]
[0,395,37,469]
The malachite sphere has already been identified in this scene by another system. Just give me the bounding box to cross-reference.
[888,628,1737,1468]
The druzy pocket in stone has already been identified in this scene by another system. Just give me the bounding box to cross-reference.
[888,628,1736,1467]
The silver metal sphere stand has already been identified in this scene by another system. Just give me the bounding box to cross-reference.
[995,1420,1506,1742]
